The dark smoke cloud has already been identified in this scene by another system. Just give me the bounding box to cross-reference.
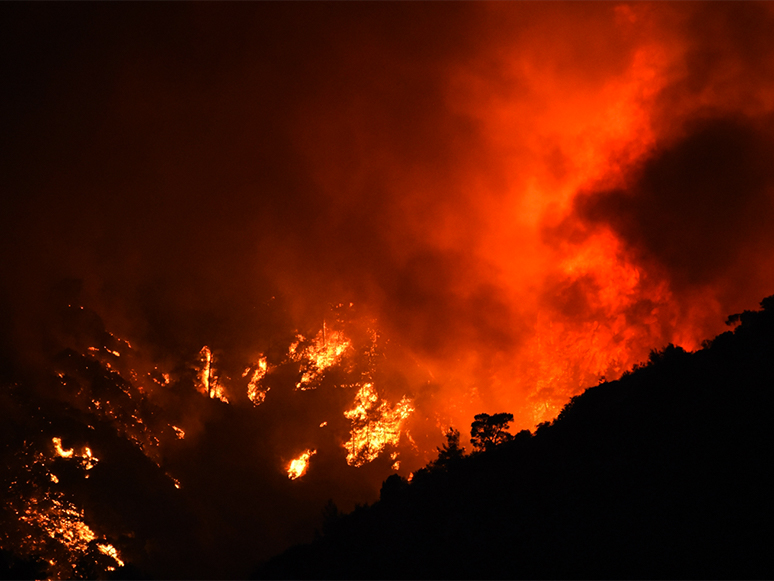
[577,114,774,293]
[576,1,774,316]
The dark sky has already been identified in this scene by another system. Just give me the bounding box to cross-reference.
[3,2,774,576]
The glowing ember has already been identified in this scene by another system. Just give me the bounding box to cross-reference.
[21,497,97,552]
[343,383,414,467]
[287,449,316,480]
[81,447,97,470]
[166,473,182,489]
[246,356,270,405]
[172,425,185,439]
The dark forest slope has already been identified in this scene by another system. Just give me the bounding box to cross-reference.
[256,296,774,579]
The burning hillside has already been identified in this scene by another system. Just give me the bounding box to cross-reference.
[2,2,774,578]
[0,301,436,578]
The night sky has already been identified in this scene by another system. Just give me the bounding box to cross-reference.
[2,3,774,578]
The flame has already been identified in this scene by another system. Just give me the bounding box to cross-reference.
[343,383,414,467]
[7,332,187,576]
[195,346,229,403]
[246,356,270,405]
[97,543,125,568]
[52,437,74,459]
[172,425,185,439]
[20,497,97,552]
[15,484,125,577]
[287,449,316,480]
[52,438,99,471]
[289,323,351,389]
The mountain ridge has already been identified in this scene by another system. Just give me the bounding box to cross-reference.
[256,296,774,579]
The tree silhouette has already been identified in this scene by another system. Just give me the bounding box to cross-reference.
[320,499,341,536]
[431,427,465,469]
[470,412,514,452]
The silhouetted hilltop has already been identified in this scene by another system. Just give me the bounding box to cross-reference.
[256,296,774,580]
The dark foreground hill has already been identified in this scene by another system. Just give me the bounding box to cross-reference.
[256,297,774,579]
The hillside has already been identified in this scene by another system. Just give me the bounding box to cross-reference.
[256,296,774,579]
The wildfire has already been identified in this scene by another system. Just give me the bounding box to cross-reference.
[195,346,229,403]
[245,356,270,405]
[97,543,125,568]
[14,486,124,579]
[52,437,74,459]
[52,437,98,471]
[343,383,414,467]
[21,496,97,553]
[289,323,351,389]
[287,449,316,480]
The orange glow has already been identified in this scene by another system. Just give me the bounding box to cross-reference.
[283,3,770,437]
[343,383,414,467]
[287,449,316,480]
[172,425,185,439]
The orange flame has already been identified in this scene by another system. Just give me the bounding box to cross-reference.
[195,346,229,403]
[52,437,98,470]
[343,383,414,467]
[246,356,270,404]
[289,323,351,389]
[287,449,316,480]
[97,543,125,569]
[52,437,74,459]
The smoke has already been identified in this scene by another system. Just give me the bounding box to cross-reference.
[3,2,774,577]
[577,114,774,294]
